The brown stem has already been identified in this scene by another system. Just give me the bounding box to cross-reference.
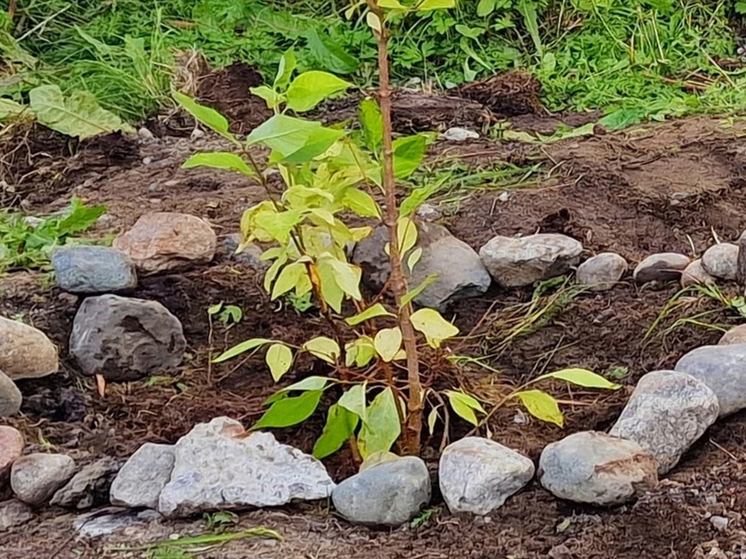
[368,0,422,455]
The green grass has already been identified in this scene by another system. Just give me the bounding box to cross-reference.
[2,1,746,125]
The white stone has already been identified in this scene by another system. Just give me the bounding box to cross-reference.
[443,127,479,141]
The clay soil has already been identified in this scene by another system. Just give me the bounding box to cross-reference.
[2,101,746,558]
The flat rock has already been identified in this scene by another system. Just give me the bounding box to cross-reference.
[681,259,715,288]
[223,234,269,270]
[443,127,479,141]
[675,343,746,416]
[110,443,175,509]
[74,507,161,538]
[158,418,334,517]
[718,325,746,345]
[11,453,76,505]
[0,317,58,380]
[439,437,534,515]
[479,233,583,288]
[0,427,23,479]
[633,253,691,284]
[538,431,657,505]
[609,371,719,474]
[353,223,491,311]
[332,456,431,526]
[701,243,738,281]
[0,370,21,417]
[52,246,137,294]
[69,294,186,381]
[576,252,627,291]
[113,212,217,275]
[0,500,34,531]
[51,457,122,509]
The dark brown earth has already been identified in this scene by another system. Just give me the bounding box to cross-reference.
[1,102,746,558]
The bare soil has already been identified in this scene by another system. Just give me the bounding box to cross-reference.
[1,100,746,558]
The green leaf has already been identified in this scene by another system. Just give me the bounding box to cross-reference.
[359,98,383,153]
[173,91,234,143]
[393,135,428,179]
[316,260,345,313]
[410,308,459,348]
[247,114,344,161]
[357,387,401,458]
[276,376,331,394]
[374,327,402,362]
[30,85,132,139]
[286,71,352,113]
[182,152,254,177]
[303,336,341,363]
[313,404,359,459]
[342,188,380,218]
[401,273,438,306]
[0,98,28,120]
[254,209,302,245]
[208,303,223,316]
[327,258,362,300]
[253,390,323,429]
[271,261,307,299]
[379,0,407,8]
[345,303,394,326]
[515,389,564,427]
[266,343,293,382]
[250,86,285,110]
[416,0,456,10]
[338,383,368,420]
[536,368,621,390]
[445,390,485,426]
[213,338,271,363]
[274,49,297,90]
[304,29,359,75]
[345,336,377,368]
[477,0,497,16]
[397,217,418,254]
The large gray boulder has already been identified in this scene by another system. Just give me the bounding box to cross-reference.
[158,418,334,517]
[576,252,627,291]
[701,243,738,281]
[11,453,76,505]
[0,317,58,380]
[439,437,534,515]
[633,253,690,284]
[538,431,657,505]
[479,233,583,288]
[352,223,491,311]
[0,370,21,417]
[609,371,719,474]
[110,443,175,509]
[675,343,746,416]
[332,456,431,526]
[69,295,186,381]
[52,246,137,294]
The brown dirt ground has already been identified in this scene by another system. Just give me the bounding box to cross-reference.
[2,107,746,558]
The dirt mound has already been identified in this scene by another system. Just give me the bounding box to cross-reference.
[459,69,543,116]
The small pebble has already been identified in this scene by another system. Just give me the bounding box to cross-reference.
[710,515,729,531]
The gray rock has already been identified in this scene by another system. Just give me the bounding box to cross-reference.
[576,252,627,291]
[158,418,334,517]
[74,507,161,538]
[718,325,746,345]
[633,253,691,284]
[443,127,479,141]
[51,457,122,509]
[69,294,186,381]
[113,212,217,275]
[538,431,657,505]
[52,246,137,294]
[681,259,715,288]
[609,371,719,474]
[702,243,738,281]
[0,317,58,380]
[0,427,23,479]
[0,500,34,531]
[332,456,431,526]
[223,234,269,270]
[353,223,491,311]
[710,515,729,531]
[0,370,21,417]
[675,343,746,416]
[439,437,534,515]
[110,443,175,509]
[479,234,583,288]
[11,453,76,505]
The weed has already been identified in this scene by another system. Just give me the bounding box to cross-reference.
[207,302,243,326]
[203,510,239,532]
[410,506,439,528]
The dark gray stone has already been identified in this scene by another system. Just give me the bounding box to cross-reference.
[51,457,122,509]
[479,234,583,288]
[576,253,627,291]
[0,370,21,417]
[633,253,690,284]
[110,443,175,509]
[538,431,657,505]
[0,500,34,531]
[52,246,137,294]
[702,243,738,281]
[675,343,746,416]
[353,223,491,311]
[69,295,186,381]
[332,456,431,526]
[11,453,76,505]
[223,234,269,270]
[609,371,719,474]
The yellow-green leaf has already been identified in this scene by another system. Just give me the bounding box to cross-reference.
[174,91,235,143]
[286,71,351,113]
[379,0,406,8]
[357,387,401,458]
[416,0,456,10]
[410,308,459,348]
[345,336,377,368]
[342,188,381,218]
[397,217,418,254]
[407,247,423,274]
[366,12,382,33]
[536,368,621,390]
[374,327,402,362]
[427,406,440,435]
[445,390,485,426]
[303,336,340,363]
[515,389,564,427]
[271,262,307,300]
[266,343,293,382]
[316,260,345,313]
[213,338,271,363]
[338,383,367,420]
[401,273,438,306]
[182,152,255,177]
[345,303,394,326]
[327,258,362,300]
